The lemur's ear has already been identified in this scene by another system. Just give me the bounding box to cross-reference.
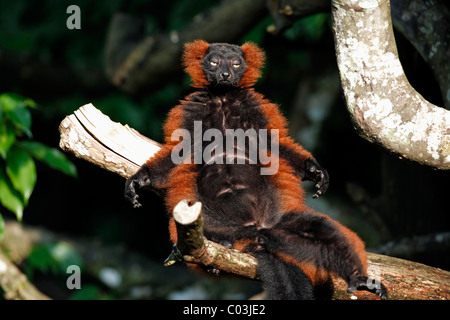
[238,42,265,88]
[182,40,210,88]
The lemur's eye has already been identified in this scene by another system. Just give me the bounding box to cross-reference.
[231,60,241,68]
[210,61,218,67]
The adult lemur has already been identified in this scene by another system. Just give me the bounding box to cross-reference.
[125,40,388,300]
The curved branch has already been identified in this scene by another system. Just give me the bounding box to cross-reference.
[390,0,450,109]
[332,0,450,170]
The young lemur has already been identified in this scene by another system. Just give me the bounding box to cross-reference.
[124,40,388,300]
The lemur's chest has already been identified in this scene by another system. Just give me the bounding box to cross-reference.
[199,91,266,132]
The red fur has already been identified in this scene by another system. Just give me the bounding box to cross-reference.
[321,213,368,273]
[166,163,198,215]
[276,252,330,285]
[182,40,210,88]
[162,105,186,143]
[270,159,307,213]
[238,42,265,88]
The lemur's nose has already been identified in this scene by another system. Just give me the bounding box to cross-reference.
[221,72,230,80]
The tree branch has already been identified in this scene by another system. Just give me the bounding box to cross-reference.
[390,0,450,109]
[267,0,329,33]
[59,103,161,178]
[166,199,259,279]
[331,0,450,170]
[0,251,50,300]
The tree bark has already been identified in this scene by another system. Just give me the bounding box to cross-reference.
[59,103,161,178]
[331,0,450,170]
[0,250,50,300]
[390,0,450,109]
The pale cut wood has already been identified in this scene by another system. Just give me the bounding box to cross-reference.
[59,103,161,178]
[73,104,161,166]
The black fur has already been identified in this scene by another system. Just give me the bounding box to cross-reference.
[201,43,246,87]
[255,252,315,300]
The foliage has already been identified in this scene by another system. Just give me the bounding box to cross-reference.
[26,241,82,276]
[0,93,77,234]
[24,240,114,299]
[283,13,330,43]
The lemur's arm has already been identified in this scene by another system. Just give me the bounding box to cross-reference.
[255,94,329,197]
[278,144,329,198]
[125,105,186,208]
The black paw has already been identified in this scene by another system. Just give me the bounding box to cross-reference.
[304,159,329,198]
[164,244,183,266]
[347,276,388,300]
[124,169,152,208]
[219,240,233,249]
[207,268,221,276]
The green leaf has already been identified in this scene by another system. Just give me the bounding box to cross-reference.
[18,141,77,177]
[69,284,103,300]
[0,93,33,138]
[0,167,24,221]
[0,213,4,242]
[28,242,83,275]
[22,97,37,109]
[6,145,37,205]
[0,121,16,158]
[27,244,55,274]
[5,106,32,138]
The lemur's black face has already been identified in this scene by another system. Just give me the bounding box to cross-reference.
[201,43,246,87]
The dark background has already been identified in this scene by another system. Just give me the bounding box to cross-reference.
[1,0,449,299]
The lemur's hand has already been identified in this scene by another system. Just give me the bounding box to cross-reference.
[304,158,329,199]
[124,168,152,208]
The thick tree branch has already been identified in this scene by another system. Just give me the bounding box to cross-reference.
[0,251,50,300]
[332,0,450,170]
[390,0,450,109]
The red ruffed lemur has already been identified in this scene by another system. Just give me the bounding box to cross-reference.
[125,40,388,300]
